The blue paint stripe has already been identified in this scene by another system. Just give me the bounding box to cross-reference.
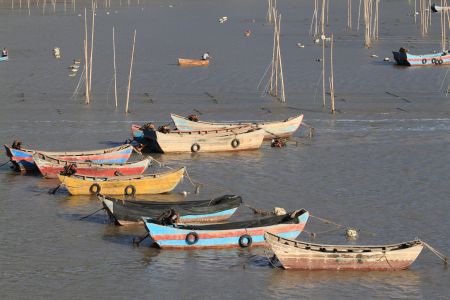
[179,208,237,220]
[157,231,301,247]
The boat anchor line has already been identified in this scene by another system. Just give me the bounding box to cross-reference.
[79,207,105,220]
[132,233,150,247]
[420,240,448,265]
[0,160,11,168]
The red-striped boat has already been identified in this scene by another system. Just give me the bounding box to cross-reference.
[33,153,151,179]
[142,209,309,249]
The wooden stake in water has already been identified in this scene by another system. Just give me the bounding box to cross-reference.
[330,34,335,114]
[113,26,118,108]
[84,7,91,104]
[89,1,95,93]
[125,30,136,114]
[348,0,352,29]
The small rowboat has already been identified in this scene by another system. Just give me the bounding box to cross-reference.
[0,56,8,61]
[142,209,309,249]
[393,48,450,66]
[178,58,209,67]
[58,167,185,196]
[171,113,304,140]
[4,143,133,173]
[133,125,265,153]
[99,194,242,225]
[33,153,151,179]
[264,231,424,270]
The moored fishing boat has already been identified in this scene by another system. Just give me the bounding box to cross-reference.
[393,48,450,66]
[132,125,265,153]
[171,113,304,139]
[4,142,133,173]
[99,194,242,225]
[58,167,185,195]
[33,153,151,179]
[142,209,309,249]
[264,231,424,270]
[178,58,209,66]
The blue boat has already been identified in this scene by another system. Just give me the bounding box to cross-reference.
[393,48,450,66]
[142,209,309,249]
[3,143,134,173]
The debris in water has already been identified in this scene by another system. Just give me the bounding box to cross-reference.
[53,47,61,59]
[244,29,251,37]
[219,16,228,23]
[371,54,378,58]
[297,43,305,48]
[346,228,359,239]
[384,57,390,61]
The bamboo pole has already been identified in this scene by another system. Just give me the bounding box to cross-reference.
[125,30,137,114]
[322,38,326,107]
[84,39,90,104]
[89,1,95,93]
[84,7,90,103]
[330,34,335,114]
[357,0,362,31]
[113,26,118,108]
[277,16,285,103]
[348,0,352,29]
[269,8,277,92]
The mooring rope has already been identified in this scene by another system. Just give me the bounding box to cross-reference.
[0,160,11,168]
[79,207,104,220]
[420,240,448,264]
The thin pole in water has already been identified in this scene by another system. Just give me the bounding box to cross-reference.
[113,26,118,108]
[125,30,136,114]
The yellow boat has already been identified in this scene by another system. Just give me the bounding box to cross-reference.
[178,58,209,67]
[58,167,185,195]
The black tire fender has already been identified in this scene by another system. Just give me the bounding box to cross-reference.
[191,143,200,153]
[238,234,252,248]
[124,185,136,196]
[431,58,436,64]
[439,59,444,65]
[89,183,101,194]
[422,59,427,64]
[231,138,240,148]
[185,232,199,245]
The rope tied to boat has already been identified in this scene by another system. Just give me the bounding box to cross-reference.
[184,169,201,194]
[420,240,448,265]
[79,207,105,220]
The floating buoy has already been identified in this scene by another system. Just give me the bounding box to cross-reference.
[346,228,359,239]
[384,57,390,62]
[371,54,378,58]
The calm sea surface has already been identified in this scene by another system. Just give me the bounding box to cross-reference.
[0,0,449,299]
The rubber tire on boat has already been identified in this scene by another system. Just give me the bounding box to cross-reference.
[422,59,427,64]
[124,185,136,196]
[191,143,200,153]
[185,232,199,245]
[238,234,252,248]
[439,59,444,65]
[89,183,101,195]
[432,58,436,64]
[231,139,240,148]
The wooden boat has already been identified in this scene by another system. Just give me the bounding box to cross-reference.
[264,231,424,270]
[132,125,265,153]
[4,143,133,173]
[431,3,450,13]
[393,48,450,66]
[178,58,209,67]
[33,153,151,179]
[142,209,309,249]
[57,167,185,195]
[0,56,8,61]
[99,194,242,225]
[171,113,304,139]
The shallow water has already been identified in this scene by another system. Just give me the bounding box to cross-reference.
[0,0,449,299]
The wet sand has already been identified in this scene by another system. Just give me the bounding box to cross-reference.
[0,0,449,299]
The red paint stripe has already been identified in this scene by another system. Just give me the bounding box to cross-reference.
[152,224,305,241]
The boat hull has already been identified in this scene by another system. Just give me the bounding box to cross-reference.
[144,211,309,249]
[4,144,133,173]
[171,113,304,139]
[100,194,242,225]
[393,51,450,66]
[0,56,8,61]
[133,126,265,153]
[34,154,150,179]
[178,58,209,66]
[58,167,185,195]
[264,232,423,271]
